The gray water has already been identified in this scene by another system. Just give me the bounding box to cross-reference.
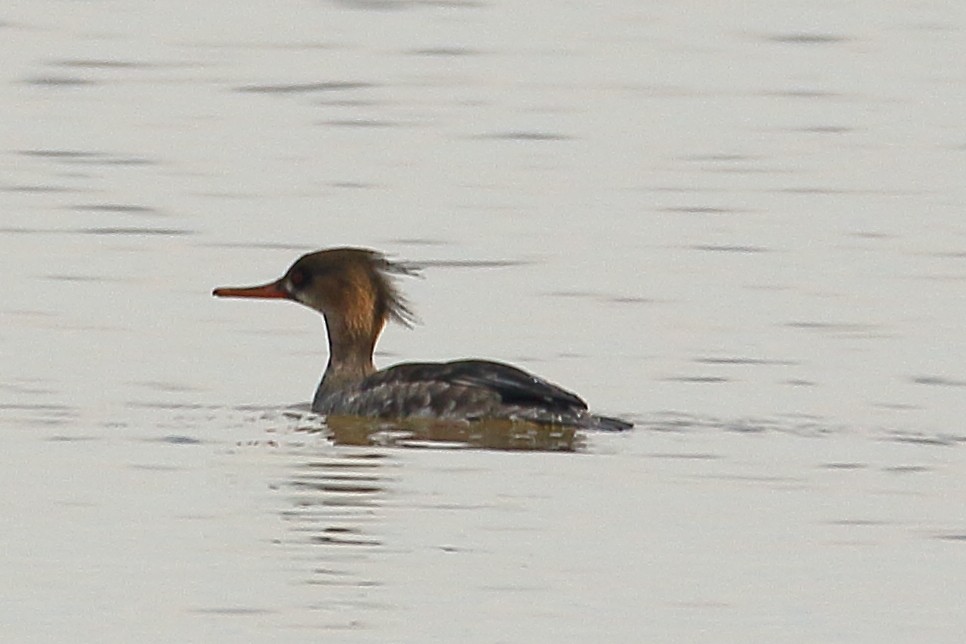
[3,1,966,642]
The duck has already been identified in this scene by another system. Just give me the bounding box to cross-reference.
[213,247,631,431]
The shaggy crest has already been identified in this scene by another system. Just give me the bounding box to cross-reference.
[366,251,420,328]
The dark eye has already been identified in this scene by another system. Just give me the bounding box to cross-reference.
[288,269,308,288]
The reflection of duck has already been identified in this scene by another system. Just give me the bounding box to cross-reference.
[321,415,581,452]
[214,248,631,431]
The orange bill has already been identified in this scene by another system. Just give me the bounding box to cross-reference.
[212,279,288,299]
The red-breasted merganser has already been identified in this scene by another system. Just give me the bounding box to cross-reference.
[213,248,631,431]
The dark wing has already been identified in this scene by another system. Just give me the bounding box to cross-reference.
[367,359,588,412]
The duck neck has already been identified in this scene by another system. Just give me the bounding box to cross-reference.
[317,312,380,396]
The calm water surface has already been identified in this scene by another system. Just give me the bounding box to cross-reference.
[3,1,966,642]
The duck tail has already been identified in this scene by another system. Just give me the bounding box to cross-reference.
[589,414,634,432]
